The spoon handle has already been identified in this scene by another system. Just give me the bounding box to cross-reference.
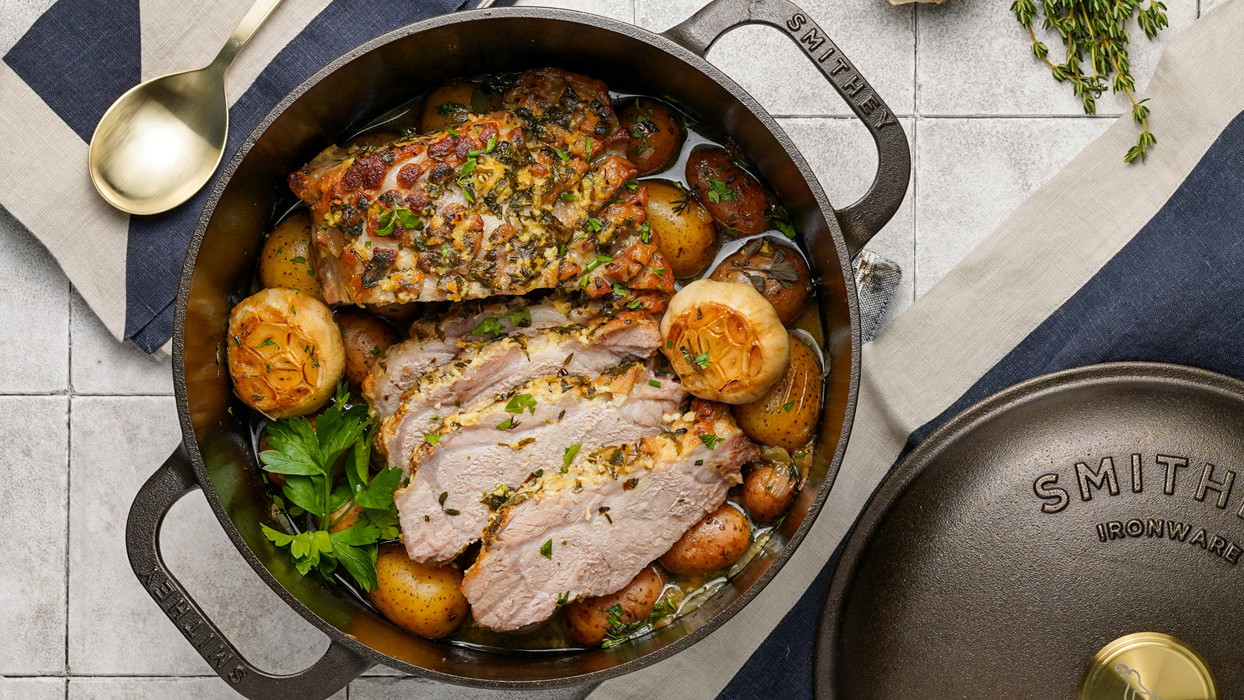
[211,0,284,71]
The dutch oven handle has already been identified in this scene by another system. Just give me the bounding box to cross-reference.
[126,446,372,699]
[663,0,911,255]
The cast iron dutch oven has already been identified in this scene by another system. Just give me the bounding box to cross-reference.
[124,1,910,696]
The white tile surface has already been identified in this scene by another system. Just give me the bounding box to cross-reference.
[70,292,172,395]
[0,677,65,700]
[636,0,915,117]
[780,116,916,325]
[0,397,68,675]
[0,204,69,394]
[68,396,329,676]
[913,117,1112,295]
[916,0,1198,116]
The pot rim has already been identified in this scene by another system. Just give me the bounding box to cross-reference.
[172,5,864,688]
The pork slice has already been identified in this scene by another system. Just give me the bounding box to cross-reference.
[362,295,597,418]
[462,401,756,632]
[378,311,661,471]
[395,363,685,563]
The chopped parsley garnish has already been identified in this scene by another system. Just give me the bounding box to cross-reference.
[585,254,613,272]
[556,591,570,606]
[584,218,605,233]
[424,433,441,446]
[776,219,797,239]
[639,220,651,243]
[782,401,796,412]
[563,444,581,466]
[681,346,711,372]
[506,307,532,327]
[504,393,537,415]
[437,101,464,116]
[706,177,738,204]
[540,539,553,559]
[471,317,504,337]
[561,191,580,202]
[496,416,517,431]
[699,433,724,450]
[291,256,306,263]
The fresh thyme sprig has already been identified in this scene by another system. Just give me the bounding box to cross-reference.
[1011,0,1169,163]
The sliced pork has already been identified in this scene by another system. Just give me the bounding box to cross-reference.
[362,295,596,418]
[395,363,685,563]
[377,310,662,470]
[462,401,756,632]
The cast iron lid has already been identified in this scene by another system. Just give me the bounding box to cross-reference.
[816,362,1244,699]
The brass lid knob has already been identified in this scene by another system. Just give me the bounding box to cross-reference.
[1079,632,1216,700]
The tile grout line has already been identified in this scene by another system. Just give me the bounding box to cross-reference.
[912,1,920,303]
[64,278,73,693]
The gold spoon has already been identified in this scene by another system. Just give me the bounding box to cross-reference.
[88,0,283,215]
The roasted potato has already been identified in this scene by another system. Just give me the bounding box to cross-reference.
[258,212,323,300]
[644,180,717,278]
[365,302,421,324]
[619,97,686,176]
[227,288,345,419]
[710,238,812,325]
[564,565,665,647]
[685,145,770,235]
[733,334,822,452]
[740,460,799,523]
[420,83,500,133]
[334,308,399,388]
[371,543,469,639]
[327,503,363,534]
[661,280,789,404]
[659,505,751,576]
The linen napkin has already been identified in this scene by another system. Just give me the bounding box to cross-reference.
[588,0,1244,698]
[0,0,902,354]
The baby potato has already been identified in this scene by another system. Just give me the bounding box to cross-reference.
[740,461,799,523]
[644,179,716,278]
[420,83,475,132]
[733,334,822,452]
[564,565,665,647]
[227,288,345,419]
[685,145,770,235]
[371,543,469,639]
[365,302,421,325]
[258,212,323,301]
[659,505,751,576]
[710,238,812,325]
[334,308,399,388]
[619,97,686,176]
[420,83,500,133]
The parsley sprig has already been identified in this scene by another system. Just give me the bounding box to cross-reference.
[259,383,404,592]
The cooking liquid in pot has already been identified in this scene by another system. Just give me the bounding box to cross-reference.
[247,73,826,653]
